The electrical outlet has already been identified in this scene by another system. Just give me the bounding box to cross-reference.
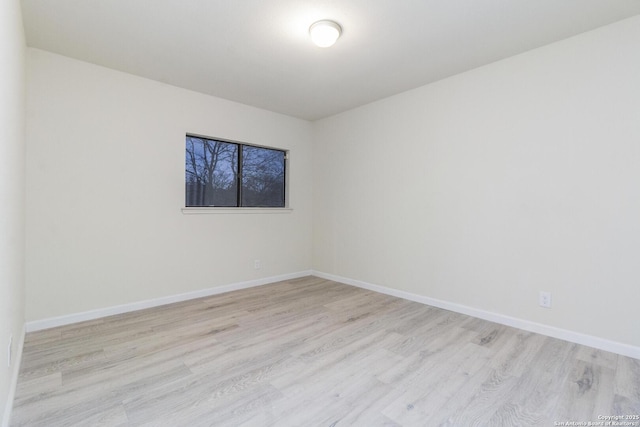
[539,291,552,308]
[7,334,12,367]
[254,259,261,270]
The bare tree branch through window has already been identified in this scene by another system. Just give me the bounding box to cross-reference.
[185,136,286,207]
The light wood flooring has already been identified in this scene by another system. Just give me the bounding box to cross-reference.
[11,276,640,426]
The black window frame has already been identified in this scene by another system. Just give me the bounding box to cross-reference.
[185,134,287,208]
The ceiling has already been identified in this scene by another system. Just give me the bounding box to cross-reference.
[21,0,640,121]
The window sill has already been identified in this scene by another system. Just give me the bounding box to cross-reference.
[181,207,293,215]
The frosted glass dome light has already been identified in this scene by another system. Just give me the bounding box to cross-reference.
[309,20,342,48]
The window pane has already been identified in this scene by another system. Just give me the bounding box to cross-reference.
[241,146,285,207]
[185,137,238,206]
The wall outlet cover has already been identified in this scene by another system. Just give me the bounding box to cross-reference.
[539,291,552,308]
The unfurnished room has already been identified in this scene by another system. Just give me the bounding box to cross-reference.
[1,1,640,426]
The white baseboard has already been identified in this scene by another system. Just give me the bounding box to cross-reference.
[2,324,25,427]
[22,268,640,360]
[312,270,640,360]
[26,270,313,333]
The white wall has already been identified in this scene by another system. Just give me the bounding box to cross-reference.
[313,16,640,348]
[26,49,313,321]
[0,0,26,424]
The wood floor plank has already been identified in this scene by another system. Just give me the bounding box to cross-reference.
[11,276,640,426]
[613,356,640,415]
[552,359,616,422]
[13,372,62,399]
[431,368,521,426]
[488,337,578,426]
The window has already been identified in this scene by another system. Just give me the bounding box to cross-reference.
[185,135,286,208]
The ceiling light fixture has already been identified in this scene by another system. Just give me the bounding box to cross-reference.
[309,20,342,48]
